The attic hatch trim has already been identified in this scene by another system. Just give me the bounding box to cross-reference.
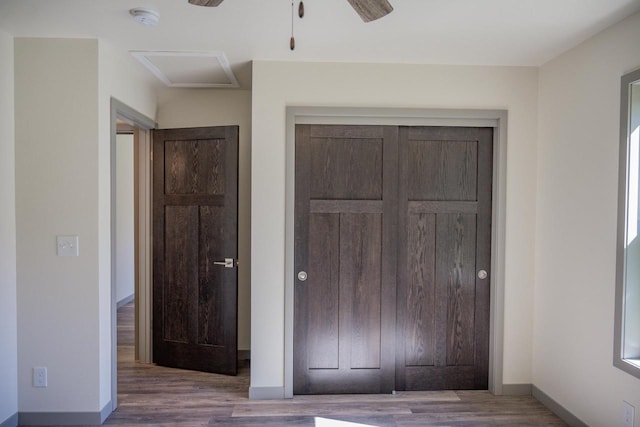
[130,50,240,88]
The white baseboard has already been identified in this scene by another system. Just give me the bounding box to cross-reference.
[116,294,134,309]
[502,383,532,396]
[532,385,588,427]
[248,386,285,400]
[0,413,18,427]
[19,401,111,426]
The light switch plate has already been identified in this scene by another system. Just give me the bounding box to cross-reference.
[57,235,79,256]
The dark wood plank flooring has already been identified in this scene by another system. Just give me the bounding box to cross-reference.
[102,302,566,427]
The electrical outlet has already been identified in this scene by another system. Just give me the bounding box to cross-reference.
[33,367,47,388]
[623,401,635,427]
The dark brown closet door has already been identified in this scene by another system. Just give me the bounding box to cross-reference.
[294,124,398,394]
[396,126,492,390]
[152,126,238,375]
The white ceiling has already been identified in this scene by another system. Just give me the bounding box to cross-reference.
[1,0,639,89]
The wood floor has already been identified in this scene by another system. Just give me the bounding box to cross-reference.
[106,303,566,427]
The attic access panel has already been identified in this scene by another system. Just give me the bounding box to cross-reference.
[131,51,239,88]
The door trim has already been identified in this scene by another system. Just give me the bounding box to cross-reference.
[110,98,156,411]
[284,107,508,398]
[133,126,153,366]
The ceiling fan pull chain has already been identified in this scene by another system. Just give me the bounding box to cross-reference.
[290,0,296,50]
[299,1,304,18]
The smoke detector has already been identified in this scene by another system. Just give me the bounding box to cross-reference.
[130,8,160,26]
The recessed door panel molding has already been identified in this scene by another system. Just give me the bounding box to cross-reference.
[438,213,477,368]
[164,138,225,195]
[405,212,436,367]
[163,205,198,343]
[407,138,478,201]
[198,205,226,347]
[340,212,383,370]
[309,137,383,200]
[307,213,340,370]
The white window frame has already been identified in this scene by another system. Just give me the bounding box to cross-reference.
[614,67,640,380]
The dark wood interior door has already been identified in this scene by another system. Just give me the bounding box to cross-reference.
[294,124,492,393]
[294,125,398,394]
[396,126,492,390]
[153,126,238,375]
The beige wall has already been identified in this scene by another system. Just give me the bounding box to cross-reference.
[14,37,157,415]
[156,88,252,351]
[534,11,640,426]
[115,134,135,304]
[250,61,539,391]
[0,29,17,424]
[15,37,102,412]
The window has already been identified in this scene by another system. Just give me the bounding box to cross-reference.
[615,67,640,379]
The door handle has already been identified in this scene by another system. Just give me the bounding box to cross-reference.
[214,258,236,268]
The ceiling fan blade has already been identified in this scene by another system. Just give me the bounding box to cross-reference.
[346,0,393,22]
[188,0,224,6]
